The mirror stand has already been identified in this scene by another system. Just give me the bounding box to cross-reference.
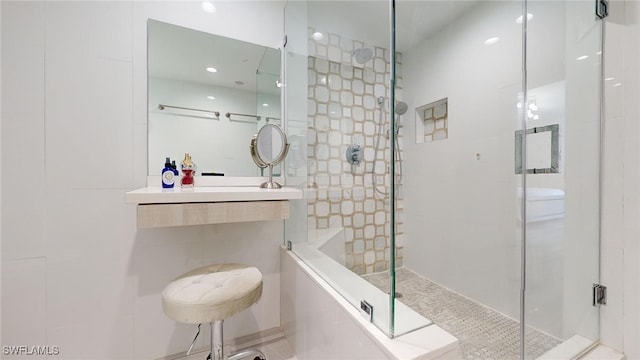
[260,164,282,189]
[250,124,289,189]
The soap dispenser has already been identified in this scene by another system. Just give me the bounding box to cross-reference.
[161,157,176,188]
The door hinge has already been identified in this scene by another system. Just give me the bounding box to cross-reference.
[593,284,607,306]
[360,300,373,322]
[596,0,609,19]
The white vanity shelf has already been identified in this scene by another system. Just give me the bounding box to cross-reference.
[126,186,303,229]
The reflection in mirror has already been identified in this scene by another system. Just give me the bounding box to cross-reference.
[250,124,289,189]
[147,20,280,177]
[257,126,285,164]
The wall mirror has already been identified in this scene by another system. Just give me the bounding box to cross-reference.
[147,19,281,177]
[250,124,289,189]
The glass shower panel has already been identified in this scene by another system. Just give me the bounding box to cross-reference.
[256,48,283,176]
[396,0,526,356]
[303,0,404,336]
[283,0,434,338]
[283,0,309,248]
[524,0,601,357]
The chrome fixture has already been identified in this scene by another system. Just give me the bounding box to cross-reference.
[352,47,373,64]
[158,104,220,117]
[250,124,290,189]
[346,144,363,166]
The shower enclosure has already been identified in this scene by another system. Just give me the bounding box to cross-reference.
[283,0,603,358]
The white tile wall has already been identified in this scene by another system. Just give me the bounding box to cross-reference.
[621,1,640,357]
[602,0,640,357]
[1,258,47,349]
[1,0,3,346]
[1,2,285,359]
[45,52,134,190]
[1,1,46,261]
[601,0,626,351]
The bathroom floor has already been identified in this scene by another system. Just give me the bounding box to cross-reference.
[363,268,561,360]
[174,335,296,360]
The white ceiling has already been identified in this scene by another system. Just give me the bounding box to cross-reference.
[307,1,479,51]
[147,2,480,93]
[147,19,280,93]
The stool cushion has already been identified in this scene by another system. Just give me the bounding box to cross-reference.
[162,263,263,324]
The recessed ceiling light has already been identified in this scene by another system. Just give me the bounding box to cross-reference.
[275,80,283,88]
[262,103,269,107]
[484,37,500,46]
[596,51,602,55]
[312,32,324,41]
[576,55,589,61]
[613,83,622,87]
[207,96,215,100]
[206,67,218,73]
[605,77,614,81]
[201,1,216,13]
[515,13,534,24]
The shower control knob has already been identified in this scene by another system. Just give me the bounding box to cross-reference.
[346,144,363,166]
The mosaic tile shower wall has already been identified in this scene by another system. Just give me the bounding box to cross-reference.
[417,98,448,143]
[307,28,404,275]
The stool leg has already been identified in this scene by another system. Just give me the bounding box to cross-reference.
[228,349,267,360]
[187,324,201,356]
[209,320,224,360]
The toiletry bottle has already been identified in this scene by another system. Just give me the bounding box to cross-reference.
[180,153,196,188]
[171,160,179,178]
[162,157,176,188]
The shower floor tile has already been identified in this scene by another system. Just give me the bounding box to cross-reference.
[363,268,561,360]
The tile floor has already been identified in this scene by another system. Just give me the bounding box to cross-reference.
[363,268,561,360]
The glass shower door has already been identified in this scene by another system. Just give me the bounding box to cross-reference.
[524,0,602,357]
[395,0,527,356]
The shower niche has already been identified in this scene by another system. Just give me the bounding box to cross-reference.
[416,98,448,143]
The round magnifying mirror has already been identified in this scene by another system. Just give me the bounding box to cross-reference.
[250,124,289,189]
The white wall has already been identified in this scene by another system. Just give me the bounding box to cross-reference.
[600,0,640,356]
[620,1,640,356]
[1,1,285,359]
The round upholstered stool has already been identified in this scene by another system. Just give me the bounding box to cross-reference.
[162,263,266,360]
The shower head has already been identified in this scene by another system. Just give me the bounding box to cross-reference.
[352,47,373,64]
[395,101,408,115]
